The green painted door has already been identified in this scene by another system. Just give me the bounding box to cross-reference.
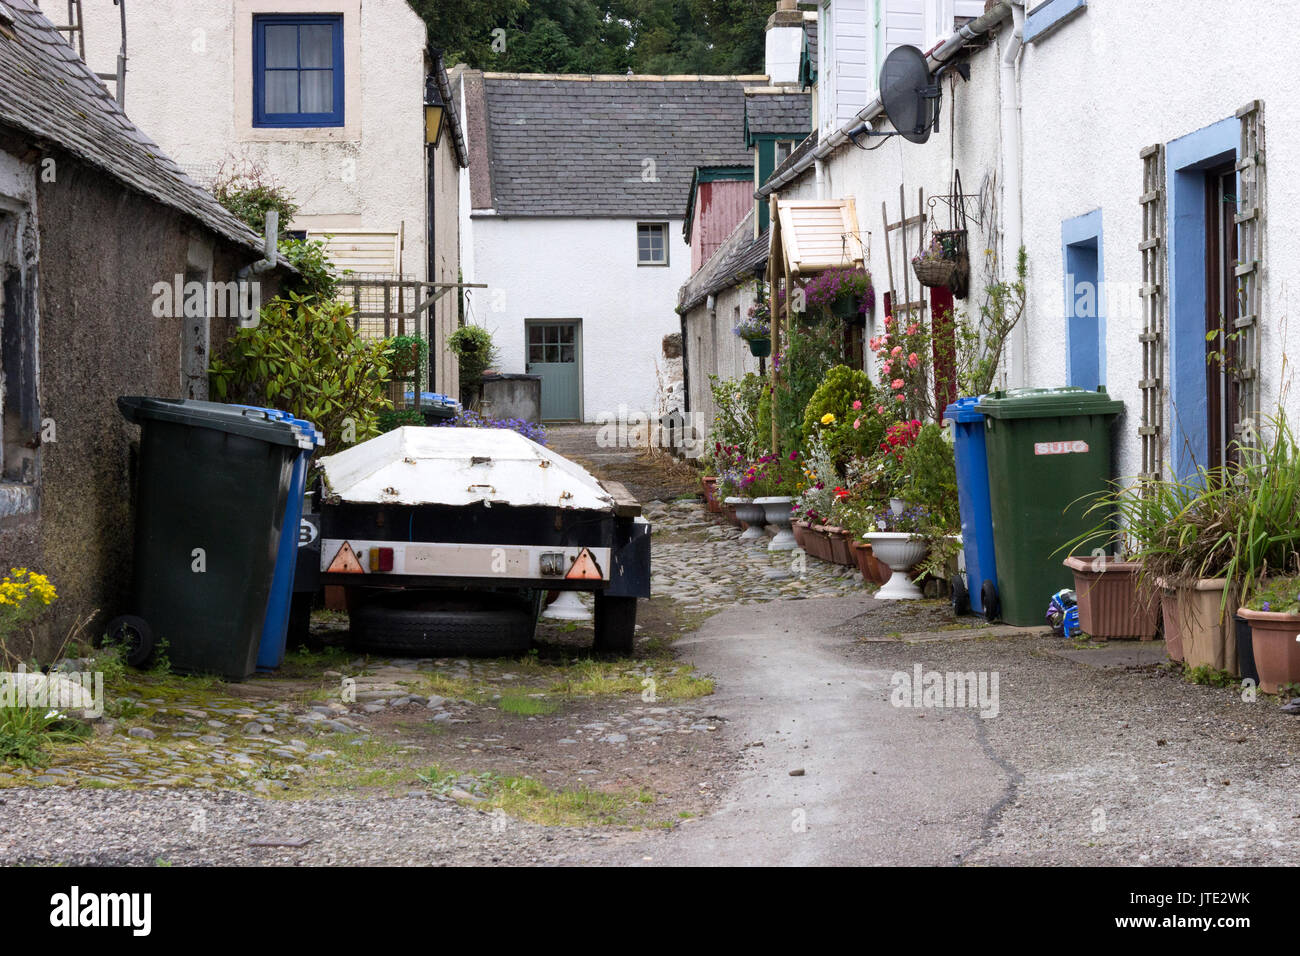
[526,321,581,421]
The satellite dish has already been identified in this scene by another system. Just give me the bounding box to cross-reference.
[847,45,968,147]
[880,45,937,144]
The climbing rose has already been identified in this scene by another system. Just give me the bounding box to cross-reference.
[891,379,904,389]
[853,418,861,430]
[852,400,862,410]
[895,394,905,402]
[907,323,920,335]
[908,352,919,368]
[891,346,902,357]
[876,405,886,415]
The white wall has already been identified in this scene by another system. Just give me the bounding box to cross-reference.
[785,34,1006,389]
[683,284,764,433]
[467,217,692,422]
[81,0,429,280]
[1020,0,1300,481]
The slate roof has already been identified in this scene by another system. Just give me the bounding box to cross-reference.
[678,207,769,313]
[744,90,811,141]
[0,0,263,252]
[479,74,759,218]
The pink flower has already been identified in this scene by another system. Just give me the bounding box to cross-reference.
[908,352,919,368]
[868,337,880,351]
[853,418,861,430]
[891,378,904,389]
[907,323,920,335]
[876,404,886,415]
[852,400,862,410]
[882,362,892,374]
[891,346,902,357]
[895,394,905,402]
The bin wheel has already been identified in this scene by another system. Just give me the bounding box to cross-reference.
[105,615,155,668]
[593,593,637,656]
[951,576,970,615]
[980,581,1000,623]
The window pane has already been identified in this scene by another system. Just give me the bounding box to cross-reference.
[528,326,543,344]
[265,25,298,68]
[547,345,560,362]
[264,70,297,114]
[300,24,334,67]
[546,325,559,344]
[559,325,574,343]
[560,344,575,363]
[300,70,333,113]
[529,344,544,363]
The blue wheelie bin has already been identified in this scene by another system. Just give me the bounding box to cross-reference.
[944,396,999,617]
[232,406,324,671]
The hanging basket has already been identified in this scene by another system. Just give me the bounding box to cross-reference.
[912,256,957,288]
[747,336,771,358]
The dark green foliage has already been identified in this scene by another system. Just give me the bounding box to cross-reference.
[900,423,959,533]
[278,236,341,303]
[769,320,842,453]
[378,408,427,433]
[413,0,775,75]
[447,325,499,385]
[211,158,298,240]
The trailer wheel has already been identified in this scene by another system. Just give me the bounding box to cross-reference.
[347,591,536,656]
[593,593,637,655]
[104,615,155,669]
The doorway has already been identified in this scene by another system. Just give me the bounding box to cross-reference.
[525,320,581,421]
[1205,163,1239,470]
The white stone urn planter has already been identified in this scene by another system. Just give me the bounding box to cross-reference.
[726,496,767,542]
[863,532,928,600]
[754,495,796,551]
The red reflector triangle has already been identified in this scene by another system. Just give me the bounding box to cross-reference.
[327,541,365,574]
[565,547,603,580]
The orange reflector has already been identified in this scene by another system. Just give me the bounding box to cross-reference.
[327,541,364,574]
[369,547,394,572]
[565,547,603,580]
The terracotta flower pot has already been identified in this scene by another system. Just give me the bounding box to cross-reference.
[1174,578,1237,675]
[701,476,721,513]
[793,520,809,550]
[1063,556,1159,640]
[806,525,835,563]
[1159,588,1184,662]
[1237,608,1300,693]
[825,526,854,566]
[852,540,891,586]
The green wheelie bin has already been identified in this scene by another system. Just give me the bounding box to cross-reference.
[111,397,313,680]
[974,387,1124,626]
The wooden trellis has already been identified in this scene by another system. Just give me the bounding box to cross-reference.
[1138,143,1166,483]
[1235,100,1266,450]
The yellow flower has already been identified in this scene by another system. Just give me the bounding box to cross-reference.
[820,413,835,425]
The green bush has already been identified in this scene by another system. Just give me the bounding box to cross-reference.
[770,320,842,452]
[900,423,959,533]
[447,325,498,385]
[801,365,885,471]
[706,372,765,461]
[278,236,341,303]
[386,334,429,383]
[209,293,393,450]
[211,158,299,240]
[378,408,426,433]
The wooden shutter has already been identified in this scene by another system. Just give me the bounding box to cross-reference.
[308,230,402,277]
[1139,143,1166,482]
[1235,100,1265,450]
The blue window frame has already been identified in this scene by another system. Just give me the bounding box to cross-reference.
[253,14,344,128]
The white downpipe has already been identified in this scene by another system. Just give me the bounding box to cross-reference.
[815,157,826,199]
[1000,1,1026,386]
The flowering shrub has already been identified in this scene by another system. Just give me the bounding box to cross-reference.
[801,365,889,474]
[869,316,932,419]
[872,504,929,534]
[733,302,770,340]
[0,568,58,660]
[741,450,804,498]
[793,433,839,523]
[434,409,548,446]
[804,267,875,315]
[713,443,751,497]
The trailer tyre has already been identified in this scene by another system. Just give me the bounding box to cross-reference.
[593,593,637,655]
[347,596,536,656]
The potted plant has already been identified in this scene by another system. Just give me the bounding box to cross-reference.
[863,505,930,600]
[1063,553,1159,640]
[733,304,771,358]
[804,267,875,324]
[911,234,958,289]
[743,451,803,551]
[1238,577,1300,693]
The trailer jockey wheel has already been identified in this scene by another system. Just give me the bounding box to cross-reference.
[593,593,637,655]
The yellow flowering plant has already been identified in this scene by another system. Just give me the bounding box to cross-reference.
[0,567,58,644]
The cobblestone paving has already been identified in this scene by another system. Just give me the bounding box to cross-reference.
[643,498,870,612]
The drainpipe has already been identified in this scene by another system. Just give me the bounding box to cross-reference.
[238,210,279,280]
[1000,1,1026,386]
[814,157,825,199]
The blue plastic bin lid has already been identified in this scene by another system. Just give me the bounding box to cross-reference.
[943,395,988,424]
[232,405,324,450]
[404,391,460,407]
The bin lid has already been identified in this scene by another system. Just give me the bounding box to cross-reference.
[118,397,313,449]
[975,386,1124,420]
[943,395,988,424]
[232,405,324,450]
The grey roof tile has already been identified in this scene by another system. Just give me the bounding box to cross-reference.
[679,207,769,312]
[480,75,755,218]
[744,91,811,138]
[0,0,262,252]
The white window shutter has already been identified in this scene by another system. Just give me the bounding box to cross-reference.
[884,0,926,57]
[833,0,869,128]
